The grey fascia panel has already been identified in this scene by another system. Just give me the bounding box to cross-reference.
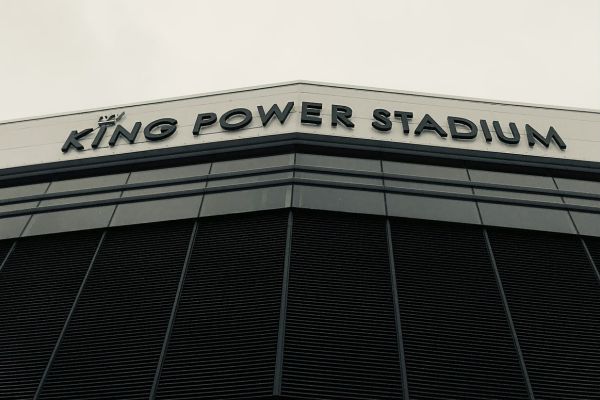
[569,212,600,237]
[295,171,382,186]
[383,160,469,181]
[200,185,292,217]
[210,154,293,174]
[468,169,557,189]
[207,172,293,188]
[386,193,481,225]
[111,182,206,226]
[477,202,577,234]
[110,196,204,227]
[128,163,210,184]
[296,153,381,172]
[554,177,600,194]
[23,206,116,237]
[292,185,386,216]
[0,216,31,240]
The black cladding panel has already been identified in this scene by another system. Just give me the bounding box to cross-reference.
[489,229,600,400]
[38,220,194,399]
[156,210,288,399]
[390,219,530,399]
[0,231,102,400]
[282,210,403,400]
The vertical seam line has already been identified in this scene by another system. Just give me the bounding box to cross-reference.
[483,228,536,400]
[579,237,600,287]
[386,219,409,400]
[273,209,293,396]
[34,229,107,400]
[0,240,17,274]
[150,219,199,399]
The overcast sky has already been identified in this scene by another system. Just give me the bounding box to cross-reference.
[1,0,598,122]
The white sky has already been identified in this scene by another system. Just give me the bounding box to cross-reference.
[1,0,599,122]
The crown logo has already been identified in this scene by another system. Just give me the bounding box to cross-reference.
[98,111,125,127]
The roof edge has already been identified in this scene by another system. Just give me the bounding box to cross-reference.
[2,80,599,125]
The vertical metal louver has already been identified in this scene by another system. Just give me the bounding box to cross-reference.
[282,210,402,400]
[390,218,530,399]
[0,230,101,400]
[38,220,194,399]
[156,210,288,399]
[489,228,600,400]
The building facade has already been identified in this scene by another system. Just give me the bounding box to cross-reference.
[0,82,599,399]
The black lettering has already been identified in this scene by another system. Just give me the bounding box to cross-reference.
[301,102,322,125]
[480,120,493,142]
[414,114,447,137]
[144,118,177,141]
[372,109,392,132]
[192,112,217,135]
[91,126,107,149]
[220,108,252,130]
[258,102,294,126]
[109,122,141,146]
[331,104,354,128]
[61,128,93,153]
[493,121,520,144]
[394,111,413,134]
[448,116,478,140]
[526,124,566,150]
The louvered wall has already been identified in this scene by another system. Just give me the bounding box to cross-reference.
[0,231,101,400]
[0,210,600,399]
[156,211,288,399]
[488,229,600,400]
[281,210,403,400]
[390,218,529,399]
[38,220,194,399]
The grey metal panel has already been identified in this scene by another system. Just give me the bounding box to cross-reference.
[477,203,577,234]
[0,216,31,240]
[40,173,129,207]
[569,212,600,237]
[385,179,472,195]
[112,181,206,226]
[386,193,481,224]
[383,160,469,181]
[468,169,556,189]
[469,169,562,203]
[110,196,203,227]
[200,186,292,217]
[0,182,49,213]
[554,177,600,194]
[23,206,116,236]
[128,163,210,183]
[296,153,381,172]
[210,154,293,174]
[475,188,563,203]
[45,173,129,193]
[24,173,130,236]
[207,172,292,188]
[0,182,49,199]
[292,185,386,215]
[295,171,381,186]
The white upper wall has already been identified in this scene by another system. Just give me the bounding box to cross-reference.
[1,81,599,170]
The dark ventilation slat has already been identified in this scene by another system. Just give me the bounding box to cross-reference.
[489,228,600,400]
[390,219,529,400]
[156,210,288,399]
[282,210,402,400]
[38,220,194,399]
[0,240,13,266]
[0,230,101,400]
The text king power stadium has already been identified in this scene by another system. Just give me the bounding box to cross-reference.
[1,82,600,399]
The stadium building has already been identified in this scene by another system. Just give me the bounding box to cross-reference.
[0,81,599,399]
